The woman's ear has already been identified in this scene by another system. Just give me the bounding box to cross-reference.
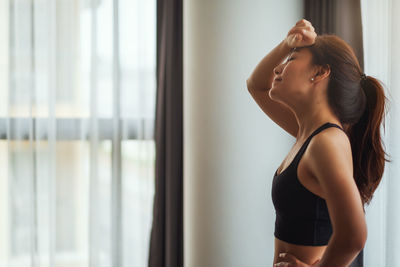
[314,64,331,82]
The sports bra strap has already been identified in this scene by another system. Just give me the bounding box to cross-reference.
[307,122,344,140]
[293,122,345,165]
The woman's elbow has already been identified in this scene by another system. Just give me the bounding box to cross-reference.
[334,226,367,251]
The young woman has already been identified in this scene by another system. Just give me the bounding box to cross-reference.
[247,19,390,267]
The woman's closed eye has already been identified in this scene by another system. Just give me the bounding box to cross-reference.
[284,57,294,64]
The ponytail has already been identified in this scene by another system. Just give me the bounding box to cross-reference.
[308,35,392,210]
[347,75,392,208]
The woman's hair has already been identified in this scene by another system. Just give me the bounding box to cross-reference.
[302,34,392,209]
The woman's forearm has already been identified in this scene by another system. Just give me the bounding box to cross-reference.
[246,39,292,91]
[315,235,365,267]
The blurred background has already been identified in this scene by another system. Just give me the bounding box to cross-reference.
[0,0,156,266]
[0,0,399,267]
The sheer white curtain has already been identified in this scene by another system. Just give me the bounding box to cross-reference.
[361,0,400,266]
[0,0,156,266]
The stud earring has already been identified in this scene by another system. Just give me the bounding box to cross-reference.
[310,77,314,81]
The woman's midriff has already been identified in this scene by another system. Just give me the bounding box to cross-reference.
[273,237,327,265]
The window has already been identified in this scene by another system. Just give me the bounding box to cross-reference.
[0,0,156,266]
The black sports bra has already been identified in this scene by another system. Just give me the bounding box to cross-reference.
[271,122,345,246]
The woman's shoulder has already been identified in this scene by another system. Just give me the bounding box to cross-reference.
[305,126,353,187]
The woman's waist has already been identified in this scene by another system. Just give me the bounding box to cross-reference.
[273,236,327,265]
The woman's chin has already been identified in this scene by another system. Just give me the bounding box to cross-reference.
[270,83,281,92]
[269,86,278,98]
[269,88,283,103]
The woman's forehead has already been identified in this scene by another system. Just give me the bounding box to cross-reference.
[291,47,311,57]
[293,47,307,53]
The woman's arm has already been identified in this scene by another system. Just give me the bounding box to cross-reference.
[314,236,364,267]
[246,19,317,91]
[246,19,317,138]
[246,39,299,137]
[246,39,291,91]
[308,129,367,266]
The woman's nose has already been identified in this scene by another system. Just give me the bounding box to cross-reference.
[273,65,281,75]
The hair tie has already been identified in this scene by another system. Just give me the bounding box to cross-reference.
[360,73,367,81]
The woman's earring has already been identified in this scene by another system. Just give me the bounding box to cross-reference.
[310,77,314,82]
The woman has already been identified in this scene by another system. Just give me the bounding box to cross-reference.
[247,19,390,266]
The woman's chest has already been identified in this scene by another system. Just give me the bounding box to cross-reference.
[276,146,325,199]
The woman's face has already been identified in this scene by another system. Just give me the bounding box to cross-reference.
[269,48,316,104]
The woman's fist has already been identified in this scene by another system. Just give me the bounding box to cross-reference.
[285,19,317,49]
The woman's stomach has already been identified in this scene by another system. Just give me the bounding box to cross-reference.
[273,237,327,265]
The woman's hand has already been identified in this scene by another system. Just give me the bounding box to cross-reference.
[274,252,321,267]
[285,19,317,49]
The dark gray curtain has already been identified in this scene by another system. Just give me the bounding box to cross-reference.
[148,0,183,266]
[304,1,364,266]
[304,0,364,71]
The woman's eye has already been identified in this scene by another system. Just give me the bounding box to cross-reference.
[284,57,293,63]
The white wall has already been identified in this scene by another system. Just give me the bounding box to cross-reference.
[184,1,303,266]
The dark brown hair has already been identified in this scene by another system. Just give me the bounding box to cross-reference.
[300,34,392,209]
